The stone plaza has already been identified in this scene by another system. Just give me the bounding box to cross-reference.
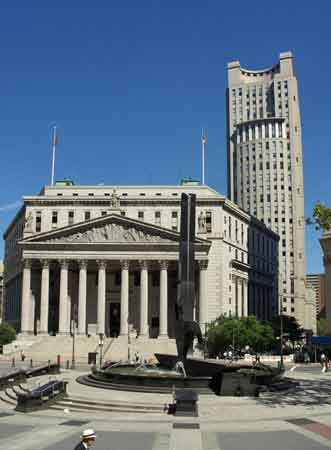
[1,362,331,450]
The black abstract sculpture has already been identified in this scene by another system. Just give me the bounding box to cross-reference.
[175,193,204,367]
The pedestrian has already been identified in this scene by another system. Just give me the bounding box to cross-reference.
[303,351,310,364]
[74,429,96,450]
[20,350,26,362]
[320,352,327,373]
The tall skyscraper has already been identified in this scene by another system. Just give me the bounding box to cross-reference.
[226,52,307,327]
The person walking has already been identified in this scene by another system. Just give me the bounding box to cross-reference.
[320,352,328,373]
[74,429,96,450]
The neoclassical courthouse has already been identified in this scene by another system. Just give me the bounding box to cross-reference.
[3,179,282,343]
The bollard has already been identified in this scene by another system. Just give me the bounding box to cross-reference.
[57,354,61,369]
[30,359,33,368]
[66,360,69,369]
[11,357,15,368]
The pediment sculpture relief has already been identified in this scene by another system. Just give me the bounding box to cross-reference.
[44,223,173,243]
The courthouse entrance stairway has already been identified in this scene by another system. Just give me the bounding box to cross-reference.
[3,335,177,366]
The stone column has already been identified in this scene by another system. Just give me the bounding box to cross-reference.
[78,260,88,335]
[39,259,50,335]
[139,260,149,338]
[21,259,32,334]
[198,260,208,334]
[232,276,237,317]
[120,260,129,336]
[237,278,243,317]
[97,260,106,335]
[67,295,71,332]
[30,291,35,334]
[58,260,69,334]
[243,280,248,316]
[158,260,168,339]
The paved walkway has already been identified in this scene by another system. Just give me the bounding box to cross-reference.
[2,366,331,449]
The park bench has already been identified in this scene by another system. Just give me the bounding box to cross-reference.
[15,379,68,412]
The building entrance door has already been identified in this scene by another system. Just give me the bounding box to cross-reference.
[108,303,120,337]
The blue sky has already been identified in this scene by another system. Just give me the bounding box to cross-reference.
[0,1,330,273]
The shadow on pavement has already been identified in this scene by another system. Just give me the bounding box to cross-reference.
[257,378,331,408]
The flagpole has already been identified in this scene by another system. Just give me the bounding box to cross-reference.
[201,128,206,185]
[51,126,57,185]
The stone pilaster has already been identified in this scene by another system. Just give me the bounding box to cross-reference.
[198,260,208,333]
[21,259,32,335]
[39,259,50,335]
[97,260,107,335]
[158,260,168,339]
[237,278,243,317]
[139,260,149,338]
[243,280,248,316]
[120,260,129,336]
[78,260,88,335]
[58,260,69,334]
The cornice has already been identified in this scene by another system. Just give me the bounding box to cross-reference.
[22,197,226,207]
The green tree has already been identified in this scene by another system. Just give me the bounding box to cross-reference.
[0,322,16,346]
[206,315,274,356]
[317,318,327,336]
[306,201,331,232]
[270,315,304,348]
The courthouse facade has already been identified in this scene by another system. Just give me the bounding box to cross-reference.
[3,180,279,339]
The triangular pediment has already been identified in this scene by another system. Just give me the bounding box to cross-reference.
[20,213,209,247]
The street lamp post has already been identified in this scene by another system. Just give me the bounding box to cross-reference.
[71,319,76,369]
[280,314,284,370]
[128,321,131,363]
[99,333,104,369]
[71,304,77,370]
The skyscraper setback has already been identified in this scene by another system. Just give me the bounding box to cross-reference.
[226,52,307,327]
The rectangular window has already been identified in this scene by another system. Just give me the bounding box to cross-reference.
[101,211,107,216]
[68,210,74,225]
[52,211,58,226]
[171,211,178,231]
[138,211,144,220]
[84,211,91,221]
[155,211,161,226]
[121,211,126,216]
[35,211,42,232]
[205,211,212,233]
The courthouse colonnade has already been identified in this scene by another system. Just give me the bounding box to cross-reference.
[20,257,209,338]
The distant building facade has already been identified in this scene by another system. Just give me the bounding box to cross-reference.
[306,273,325,318]
[226,51,307,328]
[3,180,279,338]
[0,260,3,323]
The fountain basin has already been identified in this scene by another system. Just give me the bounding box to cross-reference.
[77,356,284,396]
[90,363,212,394]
